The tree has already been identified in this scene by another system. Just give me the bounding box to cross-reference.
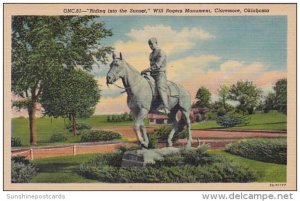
[41,69,101,135]
[273,79,287,114]
[218,85,230,109]
[12,16,112,145]
[228,81,262,115]
[263,78,287,114]
[195,87,211,108]
[263,92,276,113]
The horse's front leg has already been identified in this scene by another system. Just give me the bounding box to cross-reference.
[133,108,149,148]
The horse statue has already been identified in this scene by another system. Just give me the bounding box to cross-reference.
[106,52,192,148]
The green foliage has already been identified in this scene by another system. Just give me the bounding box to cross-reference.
[66,123,91,132]
[11,157,37,183]
[106,112,134,122]
[209,101,235,117]
[49,133,68,142]
[12,16,113,144]
[153,145,220,167]
[229,81,262,115]
[195,87,211,108]
[218,85,230,109]
[78,158,257,183]
[147,126,188,148]
[181,145,221,166]
[41,69,100,119]
[80,130,122,142]
[226,139,287,164]
[216,113,249,127]
[273,79,287,114]
[204,112,218,120]
[264,79,287,114]
[41,69,100,135]
[78,146,257,183]
[11,137,22,147]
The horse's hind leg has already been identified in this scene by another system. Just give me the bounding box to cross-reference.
[167,110,179,147]
[182,110,192,148]
[133,108,149,148]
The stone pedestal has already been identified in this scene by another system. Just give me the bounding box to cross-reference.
[121,147,181,167]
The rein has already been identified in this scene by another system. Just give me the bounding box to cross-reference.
[109,65,142,94]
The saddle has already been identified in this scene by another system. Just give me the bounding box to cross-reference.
[142,74,180,98]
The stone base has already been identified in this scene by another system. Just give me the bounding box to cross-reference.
[121,147,181,168]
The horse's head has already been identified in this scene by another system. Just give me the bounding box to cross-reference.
[106,52,127,85]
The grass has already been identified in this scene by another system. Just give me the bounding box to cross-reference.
[210,150,286,182]
[29,151,286,183]
[192,111,287,131]
[30,153,100,183]
[12,115,138,147]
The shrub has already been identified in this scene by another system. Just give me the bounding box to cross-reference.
[66,123,91,132]
[49,133,68,142]
[80,130,122,142]
[11,137,22,147]
[78,161,257,183]
[205,112,218,120]
[11,157,37,183]
[216,113,249,127]
[225,139,287,164]
[78,146,257,183]
[181,145,221,166]
[148,126,188,148]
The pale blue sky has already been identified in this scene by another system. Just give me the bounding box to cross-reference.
[98,16,287,73]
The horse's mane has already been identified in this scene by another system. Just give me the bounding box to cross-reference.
[124,61,141,74]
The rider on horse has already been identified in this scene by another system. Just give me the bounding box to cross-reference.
[142,37,170,115]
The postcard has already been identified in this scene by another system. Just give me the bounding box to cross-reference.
[3,3,296,190]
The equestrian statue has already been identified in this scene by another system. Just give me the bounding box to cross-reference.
[106,38,192,148]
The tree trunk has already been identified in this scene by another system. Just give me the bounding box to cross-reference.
[71,114,77,135]
[28,101,37,146]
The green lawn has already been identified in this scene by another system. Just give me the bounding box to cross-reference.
[30,153,99,183]
[192,111,287,131]
[12,115,137,147]
[210,150,286,182]
[30,151,286,183]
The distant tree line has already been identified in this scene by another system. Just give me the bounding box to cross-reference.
[106,112,134,122]
[193,79,287,122]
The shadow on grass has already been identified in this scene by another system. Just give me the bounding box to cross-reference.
[35,162,79,173]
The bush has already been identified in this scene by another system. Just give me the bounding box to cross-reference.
[11,157,37,183]
[216,113,249,127]
[225,139,287,164]
[148,126,188,148]
[80,130,122,142]
[78,161,257,183]
[181,145,221,166]
[11,137,22,147]
[78,146,257,183]
[66,123,91,132]
[49,133,68,142]
[107,113,134,122]
[205,112,218,120]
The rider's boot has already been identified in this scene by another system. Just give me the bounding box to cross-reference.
[157,93,170,115]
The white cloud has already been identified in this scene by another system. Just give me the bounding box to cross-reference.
[126,25,215,45]
[113,24,215,70]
